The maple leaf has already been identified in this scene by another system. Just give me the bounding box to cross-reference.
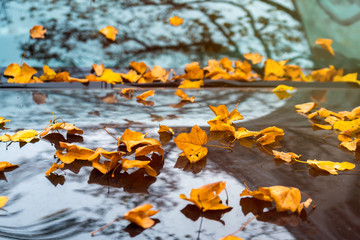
[151,66,171,82]
[97,69,123,84]
[4,63,37,84]
[315,38,335,56]
[295,102,318,114]
[181,62,204,80]
[306,159,355,175]
[129,61,148,75]
[56,142,95,164]
[243,52,263,65]
[124,203,159,228]
[272,84,296,100]
[40,121,83,137]
[272,150,301,163]
[0,162,18,171]
[0,196,8,208]
[179,79,204,88]
[180,181,231,212]
[207,105,243,134]
[92,64,105,77]
[264,59,286,81]
[99,26,118,41]
[30,25,46,39]
[241,185,313,214]
[174,89,195,102]
[118,129,161,152]
[169,16,184,26]
[45,162,65,176]
[256,127,284,145]
[136,90,155,101]
[174,125,208,163]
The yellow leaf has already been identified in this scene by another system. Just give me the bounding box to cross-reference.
[0,117,10,125]
[169,16,183,26]
[99,26,118,41]
[38,65,56,81]
[295,102,318,114]
[0,196,8,208]
[97,69,123,84]
[306,159,355,175]
[56,142,95,164]
[234,127,259,139]
[333,73,360,85]
[264,59,285,80]
[315,38,334,56]
[30,25,46,39]
[174,89,195,102]
[179,79,204,88]
[124,204,159,228]
[174,125,207,163]
[11,129,38,142]
[180,181,231,211]
[256,126,284,145]
[4,63,37,84]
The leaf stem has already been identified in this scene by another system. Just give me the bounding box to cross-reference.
[294,159,308,164]
[91,217,123,236]
[103,127,118,141]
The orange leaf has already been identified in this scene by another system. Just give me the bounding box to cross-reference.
[315,38,335,56]
[306,159,355,175]
[151,66,171,82]
[99,26,118,41]
[40,121,83,137]
[30,25,46,39]
[4,63,37,84]
[45,162,64,176]
[135,145,164,158]
[158,124,174,135]
[264,59,286,80]
[174,125,207,163]
[0,117,11,125]
[92,64,105,77]
[234,127,259,139]
[118,129,160,152]
[208,105,243,133]
[256,126,284,145]
[243,52,263,65]
[38,65,56,81]
[169,16,183,26]
[0,162,18,171]
[174,89,195,102]
[56,142,95,164]
[122,70,142,83]
[219,236,243,240]
[97,69,123,84]
[129,61,148,75]
[136,90,155,101]
[179,79,204,88]
[272,150,301,163]
[180,181,231,211]
[124,203,159,228]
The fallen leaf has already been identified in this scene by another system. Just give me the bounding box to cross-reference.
[295,102,318,114]
[0,117,10,125]
[99,26,118,41]
[45,162,65,176]
[234,127,259,139]
[315,38,335,56]
[169,16,184,26]
[243,52,263,65]
[40,121,83,137]
[333,73,360,85]
[264,59,286,81]
[10,129,38,142]
[136,90,155,101]
[306,159,355,175]
[38,65,56,81]
[158,124,174,135]
[174,89,195,102]
[0,196,8,208]
[92,64,105,77]
[129,61,148,75]
[4,63,37,84]
[151,66,171,82]
[256,127,284,145]
[30,25,46,39]
[174,125,208,163]
[122,70,142,83]
[272,150,301,163]
[97,69,123,84]
[56,142,95,164]
[0,162,18,171]
[122,159,157,177]
[207,105,243,134]
[118,129,161,152]
[180,181,231,211]
[124,203,159,228]
[179,79,204,88]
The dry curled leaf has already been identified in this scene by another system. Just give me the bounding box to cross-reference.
[272,150,301,163]
[30,25,47,39]
[99,26,118,41]
[243,52,263,65]
[4,63,37,84]
[45,162,65,176]
[256,126,284,145]
[158,124,174,135]
[55,142,95,164]
[124,203,159,228]
[207,105,243,134]
[0,162,18,171]
[129,61,148,75]
[174,89,195,102]
[295,102,318,114]
[40,121,83,137]
[118,129,161,152]
[174,125,207,163]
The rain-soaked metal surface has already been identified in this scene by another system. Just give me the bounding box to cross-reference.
[0,87,360,240]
